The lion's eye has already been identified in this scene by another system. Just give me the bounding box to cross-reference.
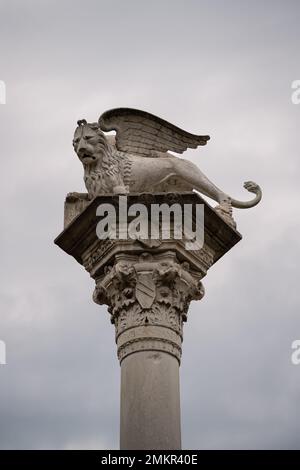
[73,139,79,145]
[84,135,92,140]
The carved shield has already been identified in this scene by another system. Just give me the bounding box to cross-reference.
[135,273,156,309]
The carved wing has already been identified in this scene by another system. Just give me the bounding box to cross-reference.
[98,108,210,157]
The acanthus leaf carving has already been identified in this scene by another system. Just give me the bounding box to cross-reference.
[93,255,204,340]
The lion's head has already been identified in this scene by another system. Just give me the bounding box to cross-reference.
[73,120,108,166]
[72,119,127,197]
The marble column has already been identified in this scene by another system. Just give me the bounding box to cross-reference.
[92,251,204,449]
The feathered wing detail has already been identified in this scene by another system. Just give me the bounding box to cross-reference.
[98,108,210,157]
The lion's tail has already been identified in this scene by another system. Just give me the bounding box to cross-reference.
[230,181,262,209]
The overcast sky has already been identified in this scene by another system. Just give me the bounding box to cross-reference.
[0,0,300,449]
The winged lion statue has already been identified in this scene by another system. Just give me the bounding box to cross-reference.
[69,108,262,217]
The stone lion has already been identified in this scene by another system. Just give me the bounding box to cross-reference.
[69,108,262,214]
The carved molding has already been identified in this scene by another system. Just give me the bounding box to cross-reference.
[117,325,182,363]
[83,239,115,272]
[55,191,244,367]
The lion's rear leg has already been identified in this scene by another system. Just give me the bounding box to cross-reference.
[172,159,236,226]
